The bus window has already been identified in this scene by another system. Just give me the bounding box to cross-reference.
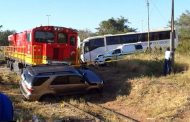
[127,35,138,43]
[84,42,90,53]
[141,34,148,42]
[89,38,104,51]
[35,31,54,43]
[120,35,129,44]
[162,31,170,40]
[106,36,120,45]
[152,32,159,41]
[58,33,67,43]
[70,36,76,46]
[138,33,146,42]
[135,44,143,50]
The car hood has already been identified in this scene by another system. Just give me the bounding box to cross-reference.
[78,69,103,84]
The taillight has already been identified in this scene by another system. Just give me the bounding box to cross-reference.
[25,84,33,93]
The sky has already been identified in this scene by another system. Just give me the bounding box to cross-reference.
[0,0,189,32]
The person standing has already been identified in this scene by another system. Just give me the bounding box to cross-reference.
[163,47,172,76]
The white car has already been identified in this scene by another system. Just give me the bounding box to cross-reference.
[94,44,143,65]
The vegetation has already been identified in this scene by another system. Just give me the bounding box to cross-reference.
[78,29,96,41]
[78,17,136,41]
[0,46,190,121]
[0,26,15,46]
[95,52,190,121]
[175,10,190,54]
[96,16,136,35]
[0,9,190,121]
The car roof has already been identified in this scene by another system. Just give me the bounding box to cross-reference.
[26,65,78,76]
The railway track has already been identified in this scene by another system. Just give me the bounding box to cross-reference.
[63,100,139,122]
[62,101,101,122]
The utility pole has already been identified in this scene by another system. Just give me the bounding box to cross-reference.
[170,0,175,72]
[46,15,51,26]
[147,0,150,50]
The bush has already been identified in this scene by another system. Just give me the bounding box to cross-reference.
[176,39,190,55]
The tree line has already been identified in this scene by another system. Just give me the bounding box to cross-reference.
[0,11,190,54]
[0,26,15,46]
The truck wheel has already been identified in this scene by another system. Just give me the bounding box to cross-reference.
[10,62,13,71]
[6,60,10,68]
[19,68,23,74]
[18,63,24,74]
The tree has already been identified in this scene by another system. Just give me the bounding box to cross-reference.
[175,10,190,54]
[96,16,136,35]
[0,27,16,46]
[78,29,96,41]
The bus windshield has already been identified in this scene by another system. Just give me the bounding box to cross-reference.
[35,31,54,43]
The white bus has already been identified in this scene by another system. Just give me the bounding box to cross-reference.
[80,29,178,62]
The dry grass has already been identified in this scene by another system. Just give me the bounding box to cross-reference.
[107,52,190,120]
[1,52,190,121]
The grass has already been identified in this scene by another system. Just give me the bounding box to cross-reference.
[1,51,190,121]
[109,52,190,120]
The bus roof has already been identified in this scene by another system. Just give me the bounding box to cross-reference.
[82,28,172,43]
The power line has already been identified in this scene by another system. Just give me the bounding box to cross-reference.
[150,0,168,24]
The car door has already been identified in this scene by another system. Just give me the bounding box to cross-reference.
[67,75,89,93]
[112,49,122,60]
[50,76,70,94]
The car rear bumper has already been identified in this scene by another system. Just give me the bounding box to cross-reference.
[20,82,37,101]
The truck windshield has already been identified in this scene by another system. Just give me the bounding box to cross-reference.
[35,31,54,43]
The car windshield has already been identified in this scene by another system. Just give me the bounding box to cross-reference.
[35,31,54,43]
[77,69,102,83]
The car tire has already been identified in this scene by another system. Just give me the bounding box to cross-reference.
[88,88,103,94]
[94,61,98,65]
[97,88,103,94]
[105,59,112,66]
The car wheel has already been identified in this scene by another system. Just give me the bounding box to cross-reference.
[94,61,98,65]
[97,88,103,94]
[105,59,112,66]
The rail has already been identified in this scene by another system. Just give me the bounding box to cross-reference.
[64,100,139,122]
